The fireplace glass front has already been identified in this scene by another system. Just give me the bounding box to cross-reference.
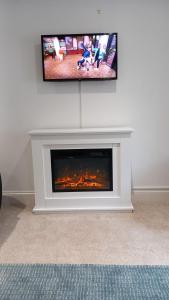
[51,148,113,192]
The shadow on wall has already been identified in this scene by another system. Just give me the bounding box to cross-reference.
[131,147,169,189]
[3,139,34,191]
[80,79,116,94]
[34,44,117,95]
[0,196,26,249]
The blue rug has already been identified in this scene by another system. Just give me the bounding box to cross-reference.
[0,264,169,299]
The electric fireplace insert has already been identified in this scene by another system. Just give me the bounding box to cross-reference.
[51,148,113,192]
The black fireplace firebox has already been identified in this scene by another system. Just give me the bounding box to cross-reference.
[51,148,113,192]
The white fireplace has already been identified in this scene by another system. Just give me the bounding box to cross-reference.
[29,127,133,213]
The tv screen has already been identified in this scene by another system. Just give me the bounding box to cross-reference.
[41,33,117,81]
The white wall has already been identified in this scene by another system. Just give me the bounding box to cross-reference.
[0,0,169,191]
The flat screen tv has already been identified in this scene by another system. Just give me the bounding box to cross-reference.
[41,33,117,81]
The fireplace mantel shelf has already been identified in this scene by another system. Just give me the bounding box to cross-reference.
[29,127,134,136]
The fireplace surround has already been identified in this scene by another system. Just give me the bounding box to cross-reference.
[29,127,133,212]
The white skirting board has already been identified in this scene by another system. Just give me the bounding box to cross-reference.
[2,187,169,214]
[133,186,169,191]
[3,186,169,196]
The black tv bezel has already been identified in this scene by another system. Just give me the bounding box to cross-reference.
[41,33,118,82]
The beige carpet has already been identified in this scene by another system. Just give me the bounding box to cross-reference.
[0,191,169,264]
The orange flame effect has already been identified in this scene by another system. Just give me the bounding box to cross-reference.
[54,171,107,190]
